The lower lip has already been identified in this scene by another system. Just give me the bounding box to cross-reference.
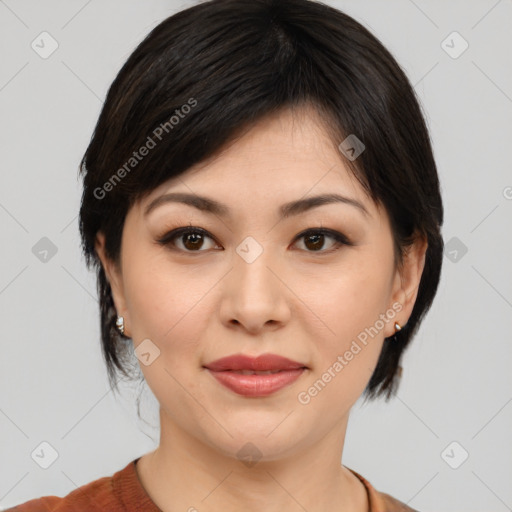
[206,369,306,397]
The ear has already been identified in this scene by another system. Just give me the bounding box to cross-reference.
[95,231,131,337]
[385,232,428,338]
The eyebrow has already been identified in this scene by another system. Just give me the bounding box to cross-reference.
[144,192,369,219]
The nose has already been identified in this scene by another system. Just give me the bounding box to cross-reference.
[219,242,291,334]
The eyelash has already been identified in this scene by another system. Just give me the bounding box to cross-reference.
[156,226,353,254]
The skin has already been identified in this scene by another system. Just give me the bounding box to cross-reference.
[95,105,427,512]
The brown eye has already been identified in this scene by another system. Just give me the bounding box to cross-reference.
[181,231,207,251]
[157,227,219,252]
[304,233,328,251]
[157,226,352,254]
[294,229,351,253]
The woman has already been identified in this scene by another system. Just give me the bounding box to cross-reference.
[9,0,443,510]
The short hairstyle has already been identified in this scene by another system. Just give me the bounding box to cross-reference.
[79,0,444,400]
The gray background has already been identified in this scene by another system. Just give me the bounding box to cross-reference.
[1,1,511,510]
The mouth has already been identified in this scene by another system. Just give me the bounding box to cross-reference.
[203,353,307,372]
[226,369,287,375]
[205,368,307,397]
[203,353,308,397]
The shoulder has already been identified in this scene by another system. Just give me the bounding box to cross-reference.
[4,460,138,512]
[348,468,420,512]
[378,491,420,512]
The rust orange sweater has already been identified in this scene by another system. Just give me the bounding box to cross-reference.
[6,458,417,511]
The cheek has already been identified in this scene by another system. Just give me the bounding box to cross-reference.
[315,259,392,338]
[302,251,394,390]
[123,252,212,355]
[122,259,214,411]
[295,280,389,413]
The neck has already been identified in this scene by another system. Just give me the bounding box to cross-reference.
[135,407,369,512]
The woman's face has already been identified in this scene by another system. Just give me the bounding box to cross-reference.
[96,107,426,462]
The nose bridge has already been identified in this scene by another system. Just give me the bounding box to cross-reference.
[222,234,289,330]
[233,234,278,296]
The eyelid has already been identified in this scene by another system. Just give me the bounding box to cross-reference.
[156,226,219,248]
[293,227,353,247]
[156,225,353,253]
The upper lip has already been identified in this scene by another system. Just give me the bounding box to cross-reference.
[204,353,307,372]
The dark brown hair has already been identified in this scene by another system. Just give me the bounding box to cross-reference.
[79,0,444,399]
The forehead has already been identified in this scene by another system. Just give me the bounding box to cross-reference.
[141,106,372,213]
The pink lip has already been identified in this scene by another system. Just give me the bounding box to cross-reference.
[204,353,306,372]
[204,353,307,397]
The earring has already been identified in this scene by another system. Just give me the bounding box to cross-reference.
[394,321,402,332]
[116,316,125,335]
